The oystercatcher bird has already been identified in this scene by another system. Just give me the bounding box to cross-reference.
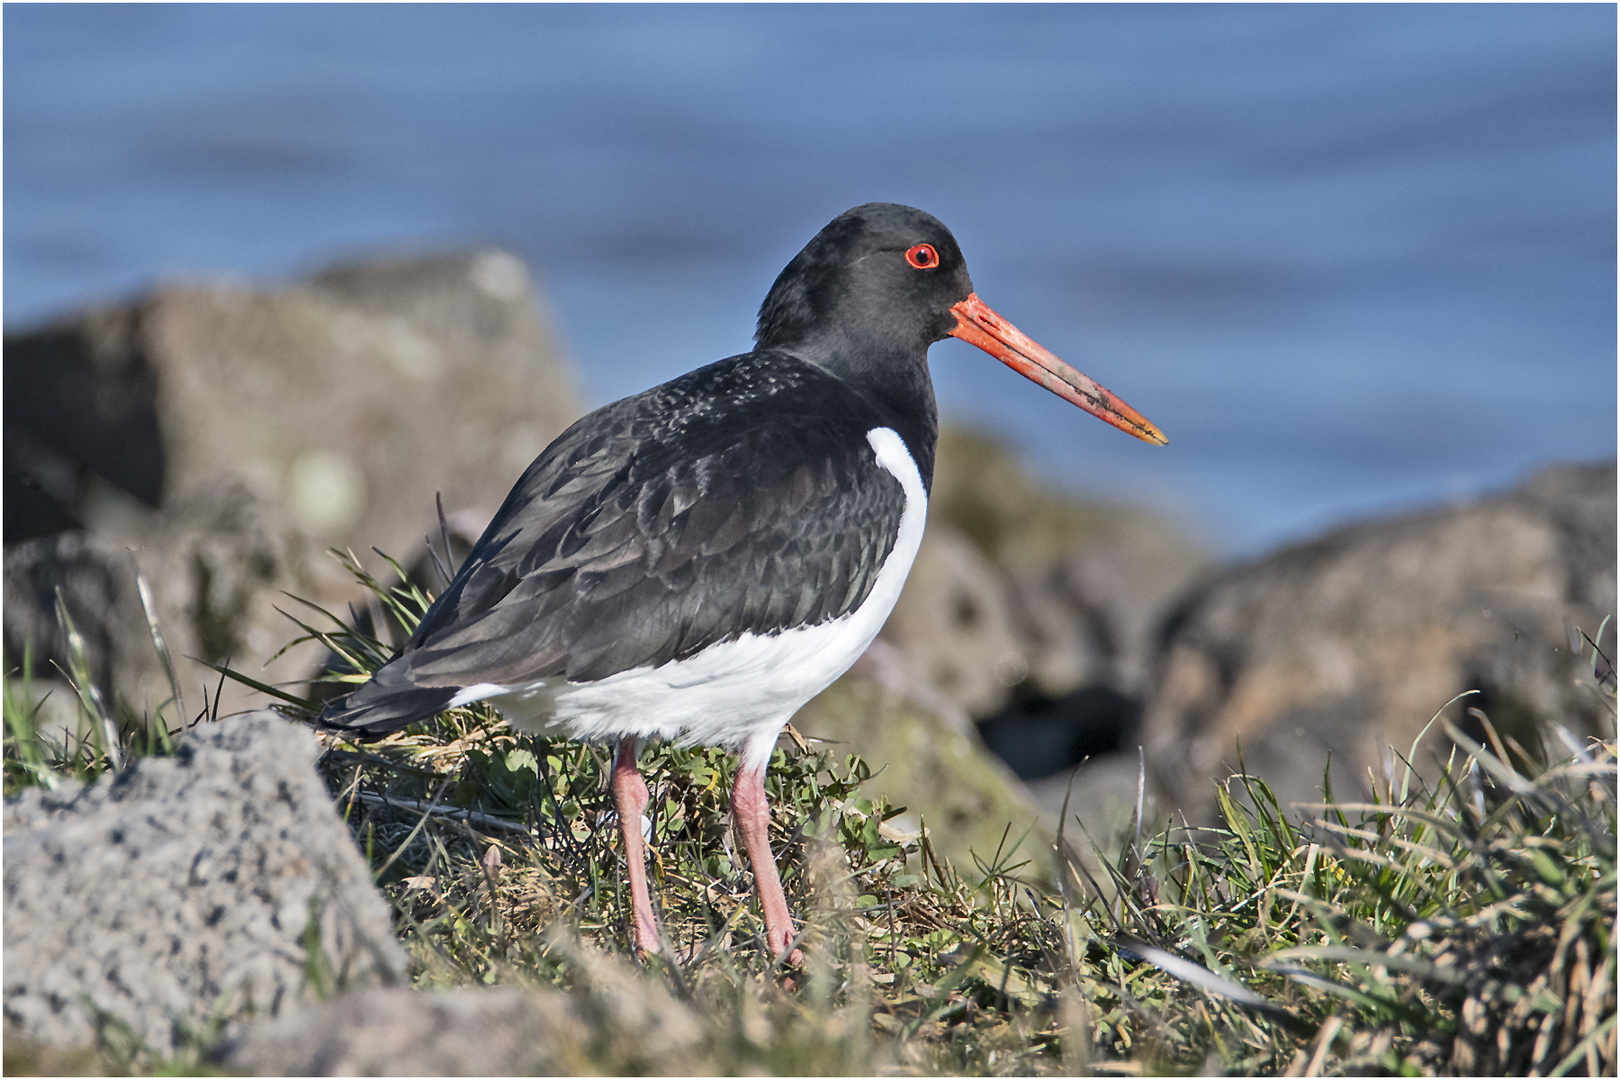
[318,203,1165,964]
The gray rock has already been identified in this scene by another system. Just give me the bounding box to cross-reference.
[3,305,166,542]
[3,712,406,1056]
[223,956,704,1076]
[4,248,581,555]
[1141,460,1617,822]
[863,427,1204,849]
[225,986,582,1076]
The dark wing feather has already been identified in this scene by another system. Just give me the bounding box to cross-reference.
[392,351,910,688]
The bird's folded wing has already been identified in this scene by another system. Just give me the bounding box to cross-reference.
[398,355,908,687]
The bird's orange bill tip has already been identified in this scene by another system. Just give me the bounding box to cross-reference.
[949,293,1169,447]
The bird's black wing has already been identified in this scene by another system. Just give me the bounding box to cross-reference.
[391,351,912,689]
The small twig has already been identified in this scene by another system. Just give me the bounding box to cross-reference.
[356,791,535,837]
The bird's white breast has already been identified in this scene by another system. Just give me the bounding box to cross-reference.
[454,426,927,770]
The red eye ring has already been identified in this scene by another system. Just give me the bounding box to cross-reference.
[905,243,940,270]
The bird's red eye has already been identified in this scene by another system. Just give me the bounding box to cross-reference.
[905,243,940,270]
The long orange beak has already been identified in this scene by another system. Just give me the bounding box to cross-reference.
[949,293,1167,446]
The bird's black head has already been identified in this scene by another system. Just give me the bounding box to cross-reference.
[755,203,975,366]
[756,202,1170,454]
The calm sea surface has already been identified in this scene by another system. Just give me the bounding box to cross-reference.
[6,4,1614,553]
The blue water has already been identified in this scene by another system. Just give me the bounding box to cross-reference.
[6,4,1614,554]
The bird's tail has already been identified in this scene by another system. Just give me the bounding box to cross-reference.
[316,659,459,739]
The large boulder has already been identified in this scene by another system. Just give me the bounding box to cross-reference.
[3,713,407,1056]
[879,523,1030,716]
[5,248,581,553]
[1140,460,1617,821]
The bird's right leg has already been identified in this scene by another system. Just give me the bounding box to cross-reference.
[732,761,804,966]
[611,736,661,955]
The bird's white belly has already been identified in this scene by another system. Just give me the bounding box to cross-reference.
[453,427,927,771]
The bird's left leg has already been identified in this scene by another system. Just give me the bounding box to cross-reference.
[731,762,804,966]
[611,736,661,955]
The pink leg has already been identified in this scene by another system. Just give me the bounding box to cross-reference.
[611,737,661,955]
[732,763,804,965]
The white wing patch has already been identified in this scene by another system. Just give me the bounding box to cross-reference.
[449,683,507,708]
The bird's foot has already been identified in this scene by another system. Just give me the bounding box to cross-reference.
[768,928,804,970]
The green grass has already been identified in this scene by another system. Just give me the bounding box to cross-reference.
[2,575,199,793]
[4,548,1615,1075]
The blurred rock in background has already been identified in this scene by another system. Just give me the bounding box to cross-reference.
[790,427,1211,874]
[4,249,582,725]
[1141,460,1617,822]
[4,481,313,732]
[6,248,580,553]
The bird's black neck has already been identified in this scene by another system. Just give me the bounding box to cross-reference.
[797,343,939,492]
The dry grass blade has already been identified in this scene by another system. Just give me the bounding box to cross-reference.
[51,586,121,771]
[134,570,187,725]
